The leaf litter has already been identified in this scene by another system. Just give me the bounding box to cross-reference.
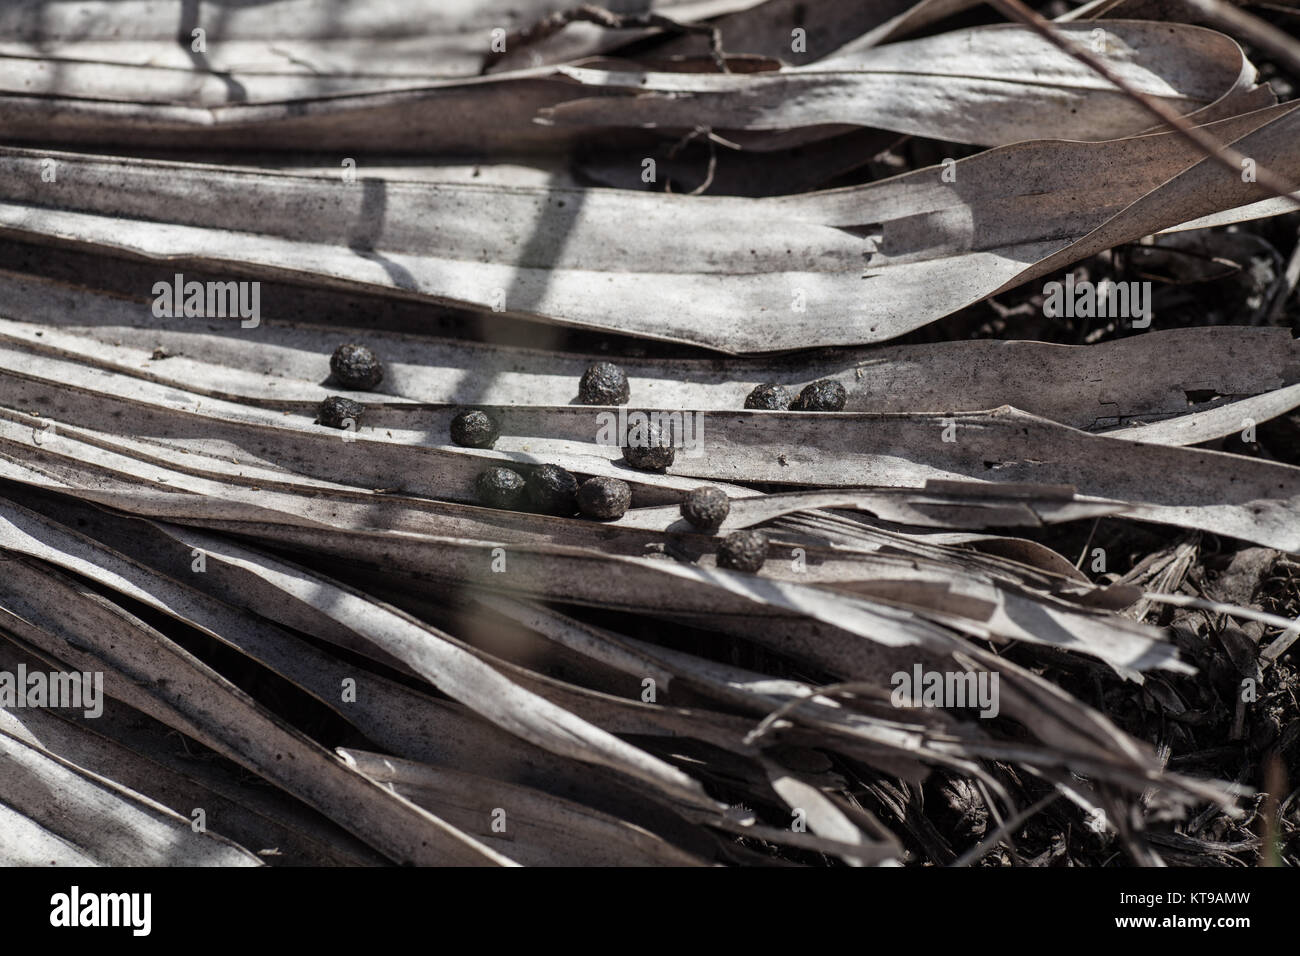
[0,0,1297,868]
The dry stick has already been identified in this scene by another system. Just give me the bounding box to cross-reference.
[987,0,1300,207]
[481,4,731,73]
[1141,591,1300,661]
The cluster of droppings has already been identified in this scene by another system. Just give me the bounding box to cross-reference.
[316,344,384,430]
[744,379,846,412]
[450,364,768,572]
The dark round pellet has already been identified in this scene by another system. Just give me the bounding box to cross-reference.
[624,422,675,471]
[526,464,580,516]
[681,487,729,529]
[793,379,847,412]
[330,343,384,390]
[717,530,768,573]
[317,396,364,430]
[450,409,500,449]
[475,467,526,510]
[577,477,632,521]
[744,383,793,411]
[578,362,631,405]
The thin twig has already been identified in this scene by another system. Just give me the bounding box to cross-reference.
[1141,590,1300,660]
[482,4,730,73]
[663,125,740,195]
[987,0,1300,207]
[953,791,1060,866]
[1075,517,1100,570]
